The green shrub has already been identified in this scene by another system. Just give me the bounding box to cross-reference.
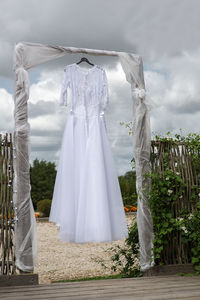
[30,159,56,209]
[148,131,200,272]
[37,199,52,217]
[123,194,137,207]
[98,220,142,278]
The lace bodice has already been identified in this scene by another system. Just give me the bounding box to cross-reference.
[59,63,109,117]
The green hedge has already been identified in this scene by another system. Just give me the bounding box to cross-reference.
[37,199,52,217]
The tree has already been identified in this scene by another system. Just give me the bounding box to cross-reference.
[30,158,57,209]
[118,171,136,197]
[118,171,137,206]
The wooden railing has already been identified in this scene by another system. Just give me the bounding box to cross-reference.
[0,133,15,275]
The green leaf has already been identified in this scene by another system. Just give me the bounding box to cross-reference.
[192,257,199,264]
[166,213,173,218]
[170,218,175,223]
[194,265,200,271]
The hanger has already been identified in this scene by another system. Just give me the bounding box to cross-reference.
[76,57,94,66]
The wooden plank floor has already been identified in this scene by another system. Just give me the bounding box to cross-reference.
[0,275,200,300]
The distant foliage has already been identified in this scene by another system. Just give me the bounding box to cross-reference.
[37,199,52,217]
[30,158,137,210]
[30,159,56,209]
[118,171,137,207]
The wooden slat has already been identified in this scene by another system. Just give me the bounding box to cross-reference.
[151,140,199,265]
[0,276,200,300]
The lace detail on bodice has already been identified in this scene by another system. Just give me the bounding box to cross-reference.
[59,63,109,116]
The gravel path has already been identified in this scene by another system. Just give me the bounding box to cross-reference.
[35,214,135,284]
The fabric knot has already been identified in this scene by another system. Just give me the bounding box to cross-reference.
[100,110,105,118]
[132,88,146,99]
[16,66,25,71]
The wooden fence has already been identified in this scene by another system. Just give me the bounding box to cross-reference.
[151,140,199,265]
[0,135,199,276]
[0,133,15,275]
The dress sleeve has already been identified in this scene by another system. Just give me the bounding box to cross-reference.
[59,67,70,106]
[102,69,109,111]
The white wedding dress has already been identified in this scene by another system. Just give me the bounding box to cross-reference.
[49,63,128,243]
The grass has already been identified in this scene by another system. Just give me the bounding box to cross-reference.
[177,272,200,277]
[52,274,125,283]
[51,271,200,284]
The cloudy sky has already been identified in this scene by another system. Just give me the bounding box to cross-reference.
[0,0,200,175]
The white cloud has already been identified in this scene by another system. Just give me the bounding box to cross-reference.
[0,88,14,133]
[125,0,200,60]
[29,115,62,133]
[2,0,200,77]
[29,70,62,104]
[144,48,200,135]
[1,0,200,174]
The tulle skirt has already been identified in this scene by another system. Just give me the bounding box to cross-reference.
[49,112,128,243]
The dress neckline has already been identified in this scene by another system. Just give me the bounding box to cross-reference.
[74,63,97,74]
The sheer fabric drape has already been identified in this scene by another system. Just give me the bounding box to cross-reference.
[13,42,154,272]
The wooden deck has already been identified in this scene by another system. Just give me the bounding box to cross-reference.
[0,275,200,299]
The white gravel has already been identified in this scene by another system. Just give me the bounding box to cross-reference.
[35,214,136,284]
